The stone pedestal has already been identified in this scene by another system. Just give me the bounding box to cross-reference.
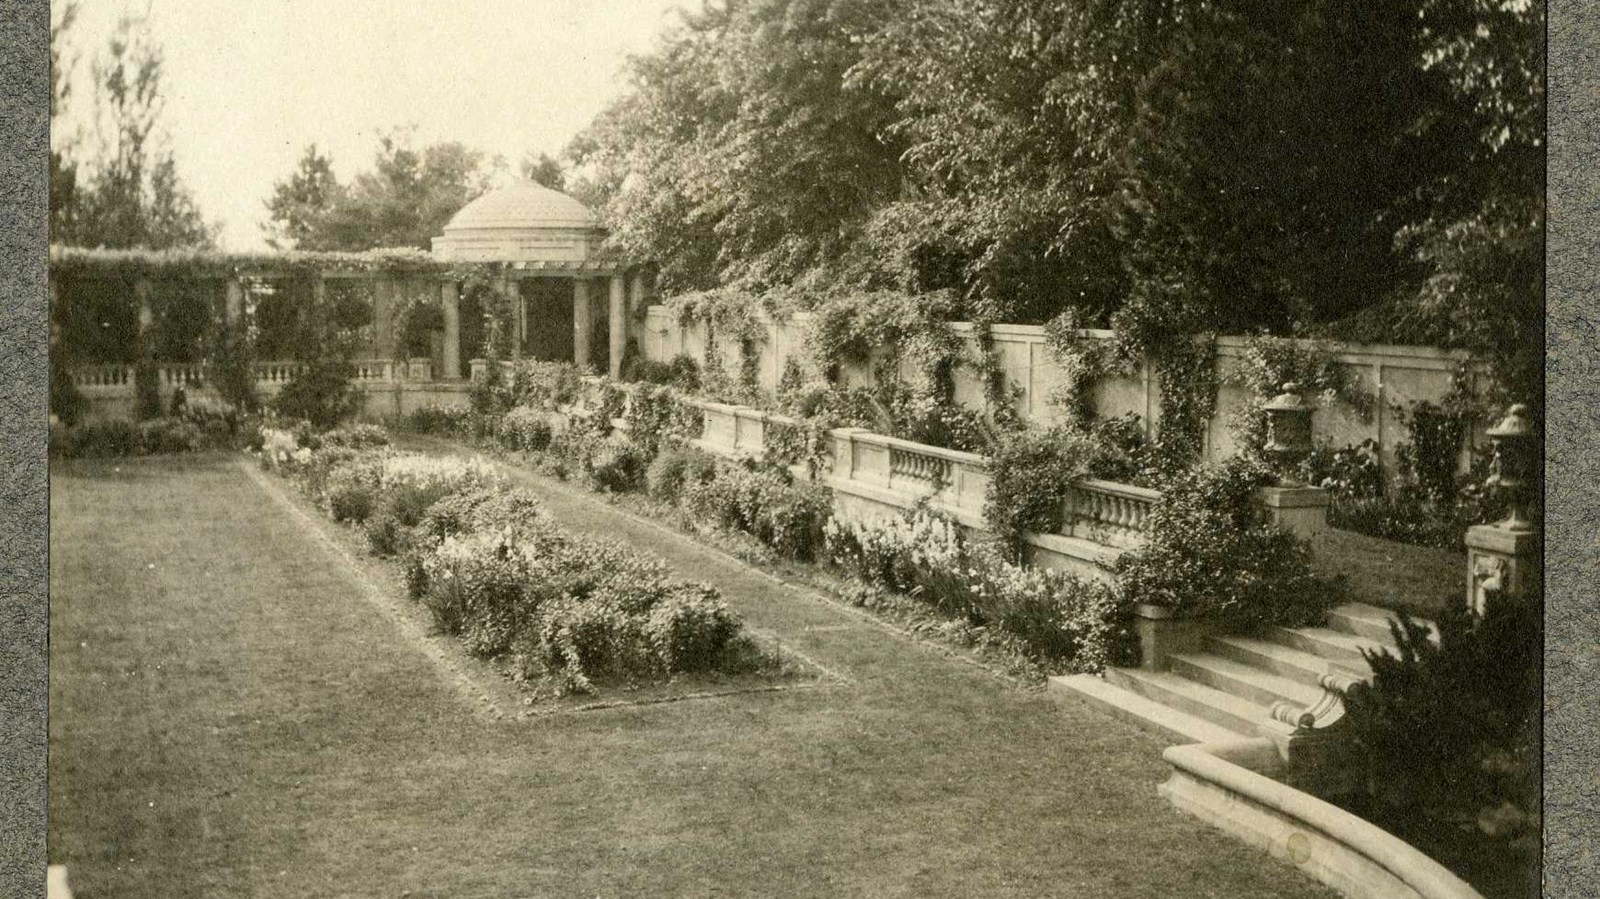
[469,358,488,382]
[1253,485,1329,539]
[1135,604,1212,671]
[1465,522,1540,614]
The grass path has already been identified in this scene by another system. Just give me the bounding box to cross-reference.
[50,453,1337,898]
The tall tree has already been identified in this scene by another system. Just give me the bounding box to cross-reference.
[262,131,498,251]
[50,2,82,243]
[263,144,345,250]
[60,13,215,249]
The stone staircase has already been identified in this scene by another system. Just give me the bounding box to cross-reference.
[1051,603,1436,747]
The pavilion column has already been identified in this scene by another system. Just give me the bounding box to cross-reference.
[371,277,395,359]
[573,278,593,369]
[224,278,244,328]
[498,271,522,361]
[440,280,461,380]
[608,274,626,379]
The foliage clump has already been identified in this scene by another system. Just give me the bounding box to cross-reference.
[1114,459,1344,630]
[1335,591,1541,894]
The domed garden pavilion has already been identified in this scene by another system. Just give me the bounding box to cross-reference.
[432,181,650,380]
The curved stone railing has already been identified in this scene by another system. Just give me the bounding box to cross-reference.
[1161,739,1484,899]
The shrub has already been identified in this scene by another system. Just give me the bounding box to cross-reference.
[499,405,553,451]
[647,588,741,673]
[54,419,138,458]
[415,486,547,544]
[985,426,1095,553]
[507,359,585,409]
[420,530,534,644]
[273,360,359,429]
[406,404,472,436]
[645,446,720,503]
[1303,438,1384,501]
[324,459,384,523]
[824,508,1133,670]
[1114,458,1344,630]
[137,417,202,455]
[1337,591,1540,869]
[320,423,391,450]
[678,462,831,561]
[587,440,650,493]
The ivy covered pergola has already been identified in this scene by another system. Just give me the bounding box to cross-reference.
[49,182,652,388]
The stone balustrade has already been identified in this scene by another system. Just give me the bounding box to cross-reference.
[254,360,305,385]
[69,364,135,390]
[826,428,992,525]
[351,359,398,383]
[1064,478,1162,549]
[158,364,207,390]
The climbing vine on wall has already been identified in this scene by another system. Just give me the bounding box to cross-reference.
[1043,309,1129,423]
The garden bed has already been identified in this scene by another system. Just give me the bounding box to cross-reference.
[258,426,814,707]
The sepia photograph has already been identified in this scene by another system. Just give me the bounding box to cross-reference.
[41,0,1545,896]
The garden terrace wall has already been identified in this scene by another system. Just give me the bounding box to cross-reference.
[640,306,1492,478]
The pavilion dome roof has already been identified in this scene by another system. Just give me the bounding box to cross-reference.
[440,182,599,233]
[432,181,610,266]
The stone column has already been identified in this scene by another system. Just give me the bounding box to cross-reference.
[608,274,627,378]
[440,280,461,380]
[499,271,521,361]
[224,278,244,327]
[371,278,395,359]
[573,278,592,369]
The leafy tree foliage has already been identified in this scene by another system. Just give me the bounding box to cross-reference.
[264,131,499,251]
[574,0,1541,391]
[51,11,215,250]
[520,152,567,191]
[568,0,908,294]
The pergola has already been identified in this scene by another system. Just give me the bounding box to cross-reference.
[431,181,646,379]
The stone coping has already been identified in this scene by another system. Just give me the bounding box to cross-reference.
[1162,739,1484,899]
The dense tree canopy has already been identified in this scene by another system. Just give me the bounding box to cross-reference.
[570,0,1543,392]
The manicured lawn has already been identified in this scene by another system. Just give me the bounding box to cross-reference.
[50,453,1337,898]
[1308,527,1465,616]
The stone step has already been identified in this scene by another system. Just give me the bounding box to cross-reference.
[1264,625,1391,666]
[1048,674,1243,746]
[1105,668,1279,736]
[1168,652,1326,710]
[1206,635,1371,688]
[1325,602,1438,645]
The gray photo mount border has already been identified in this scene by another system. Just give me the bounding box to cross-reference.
[1,0,50,896]
[2,1,1597,896]
[1545,1,1599,891]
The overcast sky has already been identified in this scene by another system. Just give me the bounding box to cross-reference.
[55,0,690,250]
